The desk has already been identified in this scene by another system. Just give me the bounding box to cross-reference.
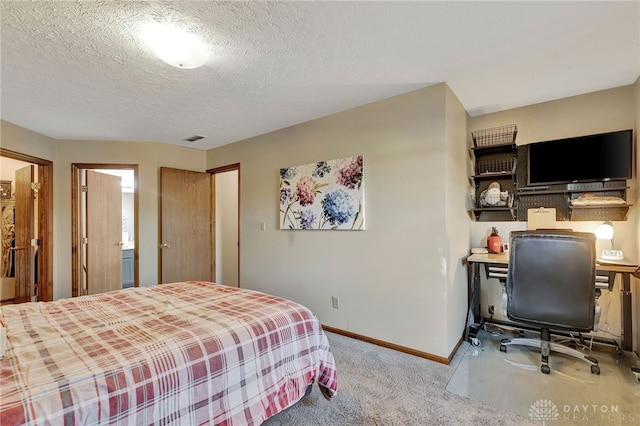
[465,252,640,381]
[466,252,638,351]
[465,253,508,345]
[595,258,640,353]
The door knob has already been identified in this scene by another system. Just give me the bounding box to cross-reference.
[118,241,125,246]
[160,242,171,248]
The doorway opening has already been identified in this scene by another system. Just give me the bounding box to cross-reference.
[0,148,53,303]
[71,164,138,297]
[208,163,240,287]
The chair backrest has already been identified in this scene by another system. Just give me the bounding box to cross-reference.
[506,230,596,331]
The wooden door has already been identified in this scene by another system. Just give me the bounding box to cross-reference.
[86,170,122,295]
[160,167,212,283]
[14,165,35,303]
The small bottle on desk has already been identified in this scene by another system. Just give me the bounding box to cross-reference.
[487,227,503,253]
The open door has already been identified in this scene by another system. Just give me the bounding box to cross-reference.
[14,165,35,303]
[85,170,122,295]
[160,167,212,283]
[0,149,53,303]
[72,164,138,297]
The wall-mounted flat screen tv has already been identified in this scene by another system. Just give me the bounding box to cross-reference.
[527,129,633,186]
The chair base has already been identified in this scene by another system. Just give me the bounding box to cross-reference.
[500,330,600,375]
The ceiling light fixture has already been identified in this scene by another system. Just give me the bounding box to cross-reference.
[140,21,209,69]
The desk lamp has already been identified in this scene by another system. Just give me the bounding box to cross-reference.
[595,221,624,260]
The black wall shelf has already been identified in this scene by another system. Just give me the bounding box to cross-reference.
[469,125,518,222]
[468,127,632,222]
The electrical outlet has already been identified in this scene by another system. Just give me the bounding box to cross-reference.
[259,221,266,231]
[331,296,339,309]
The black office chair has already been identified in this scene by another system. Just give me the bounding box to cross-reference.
[499,230,601,375]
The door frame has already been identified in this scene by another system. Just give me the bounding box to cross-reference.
[207,163,240,287]
[0,148,53,302]
[71,163,139,297]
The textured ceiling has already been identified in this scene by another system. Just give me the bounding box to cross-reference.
[1,1,639,151]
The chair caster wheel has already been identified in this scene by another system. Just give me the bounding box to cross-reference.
[499,344,507,353]
[470,337,481,346]
[591,365,600,375]
[541,365,551,374]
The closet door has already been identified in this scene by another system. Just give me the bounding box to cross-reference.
[14,165,34,303]
[159,167,212,283]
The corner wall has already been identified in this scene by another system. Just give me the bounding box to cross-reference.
[469,85,637,259]
[444,86,472,351]
[206,84,470,358]
[469,85,638,351]
[1,120,208,300]
[51,140,206,299]
[1,120,56,160]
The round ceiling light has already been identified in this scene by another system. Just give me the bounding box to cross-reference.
[140,21,209,69]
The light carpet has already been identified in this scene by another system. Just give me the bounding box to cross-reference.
[263,331,534,425]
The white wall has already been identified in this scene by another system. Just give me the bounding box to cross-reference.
[122,192,134,240]
[444,86,472,352]
[1,157,30,184]
[1,121,208,300]
[215,170,239,287]
[1,120,55,161]
[206,84,469,358]
[2,81,636,357]
[51,140,207,299]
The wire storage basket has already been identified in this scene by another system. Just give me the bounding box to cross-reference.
[475,153,516,175]
[472,124,518,148]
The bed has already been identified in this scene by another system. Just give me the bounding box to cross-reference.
[0,281,338,425]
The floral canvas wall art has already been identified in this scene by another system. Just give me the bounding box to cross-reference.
[280,155,365,230]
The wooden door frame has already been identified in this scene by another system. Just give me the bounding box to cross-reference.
[0,148,53,302]
[71,163,139,297]
[207,163,240,287]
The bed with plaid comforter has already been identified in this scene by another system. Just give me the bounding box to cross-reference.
[0,281,338,425]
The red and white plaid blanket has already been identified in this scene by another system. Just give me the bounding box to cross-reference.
[0,281,338,425]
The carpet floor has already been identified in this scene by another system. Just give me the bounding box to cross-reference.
[263,331,536,425]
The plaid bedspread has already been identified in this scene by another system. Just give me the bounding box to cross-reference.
[0,281,338,425]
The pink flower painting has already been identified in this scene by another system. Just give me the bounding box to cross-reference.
[279,155,365,230]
